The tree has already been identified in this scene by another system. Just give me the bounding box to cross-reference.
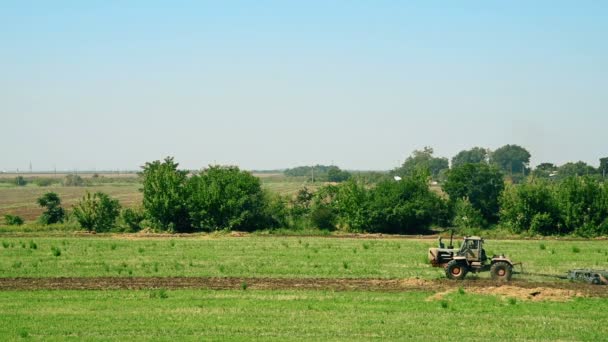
[451,147,489,168]
[600,157,608,179]
[490,144,531,175]
[140,157,190,232]
[443,163,505,224]
[394,147,449,181]
[327,166,351,182]
[73,192,121,232]
[37,192,65,224]
[558,161,597,178]
[499,180,559,234]
[186,165,269,231]
[531,163,558,179]
[14,176,27,186]
[555,176,608,236]
[332,169,448,234]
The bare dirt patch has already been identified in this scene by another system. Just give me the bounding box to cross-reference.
[426,285,585,302]
[0,277,604,300]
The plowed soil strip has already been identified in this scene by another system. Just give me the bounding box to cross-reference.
[0,277,605,297]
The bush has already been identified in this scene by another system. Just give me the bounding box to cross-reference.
[443,163,505,224]
[33,178,57,187]
[187,166,269,231]
[14,176,27,186]
[72,192,121,232]
[499,180,559,234]
[332,169,447,234]
[452,198,486,230]
[119,207,146,232]
[555,176,608,236]
[37,192,65,224]
[4,214,24,226]
[63,174,84,186]
[141,157,190,232]
[310,205,336,230]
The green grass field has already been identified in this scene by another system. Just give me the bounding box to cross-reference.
[1,289,606,341]
[0,236,606,280]
[1,235,607,340]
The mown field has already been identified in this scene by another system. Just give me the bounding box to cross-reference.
[1,289,607,341]
[0,236,606,280]
[0,235,607,340]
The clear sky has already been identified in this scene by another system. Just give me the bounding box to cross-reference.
[1,1,607,171]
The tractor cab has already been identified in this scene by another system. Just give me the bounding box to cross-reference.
[457,236,487,262]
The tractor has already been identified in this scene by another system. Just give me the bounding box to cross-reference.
[428,234,519,281]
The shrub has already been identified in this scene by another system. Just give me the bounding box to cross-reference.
[555,176,608,236]
[499,180,559,234]
[119,207,146,232]
[37,192,65,224]
[310,205,336,230]
[51,246,61,257]
[452,198,486,230]
[33,178,56,187]
[443,163,504,224]
[332,169,447,234]
[72,192,121,232]
[63,174,84,186]
[141,157,190,232]
[186,165,269,231]
[4,214,24,226]
[14,176,27,186]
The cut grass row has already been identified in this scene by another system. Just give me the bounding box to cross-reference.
[1,289,607,340]
[0,236,606,280]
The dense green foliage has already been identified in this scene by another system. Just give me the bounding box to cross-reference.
[327,165,352,182]
[451,147,489,168]
[490,144,531,175]
[188,166,272,231]
[500,176,608,236]
[443,163,505,224]
[36,192,65,224]
[4,214,24,226]
[328,170,447,234]
[72,192,121,232]
[141,158,283,232]
[14,176,27,186]
[119,207,146,232]
[393,147,449,180]
[141,157,190,232]
[284,164,351,182]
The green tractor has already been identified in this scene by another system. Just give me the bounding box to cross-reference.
[428,235,519,281]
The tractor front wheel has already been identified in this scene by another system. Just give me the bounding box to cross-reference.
[445,260,468,280]
[490,261,513,281]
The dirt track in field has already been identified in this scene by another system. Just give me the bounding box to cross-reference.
[0,277,605,300]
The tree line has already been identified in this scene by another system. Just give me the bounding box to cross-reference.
[4,146,607,237]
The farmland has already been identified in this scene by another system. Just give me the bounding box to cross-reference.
[0,173,311,223]
[0,236,606,279]
[0,235,607,340]
[1,289,607,340]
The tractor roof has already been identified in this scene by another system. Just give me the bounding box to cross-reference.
[465,236,483,240]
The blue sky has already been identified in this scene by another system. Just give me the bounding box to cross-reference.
[1,1,606,171]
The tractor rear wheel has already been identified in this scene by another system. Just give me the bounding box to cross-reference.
[445,260,468,280]
[490,261,513,281]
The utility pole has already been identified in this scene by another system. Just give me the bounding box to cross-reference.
[311,165,314,183]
